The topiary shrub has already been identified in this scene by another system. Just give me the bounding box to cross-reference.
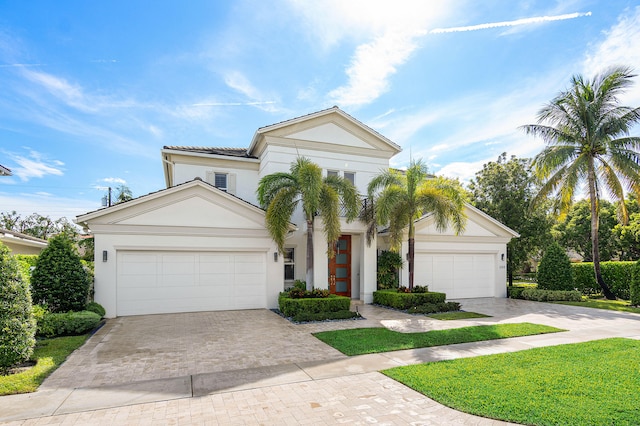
[278,293,350,317]
[31,234,91,313]
[377,250,403,289]
[537,242,574,291]
[373,290,447,310]
[85,301,106,318]
[631,260,640,306]
[37,311,101,338]
[0,243,36,374]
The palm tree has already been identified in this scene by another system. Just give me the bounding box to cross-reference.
[257,157,360,291]
[367,159,466,290]
[521,65,640,300]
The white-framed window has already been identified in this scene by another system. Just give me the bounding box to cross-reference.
[344,172,355,185]
[283,247,295,281]
[214,172,228,191]
[327,170,339,178]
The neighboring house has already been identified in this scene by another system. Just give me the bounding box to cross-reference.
[0,164,12,176]
[77,107,518,318]
[0,228,47,255]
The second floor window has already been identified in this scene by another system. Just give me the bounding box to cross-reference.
[344,172,355,185]
[214,173,228,191]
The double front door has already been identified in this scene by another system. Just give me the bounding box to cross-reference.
[328,235,351,297]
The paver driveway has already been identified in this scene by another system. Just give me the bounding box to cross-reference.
[2,298,639,425]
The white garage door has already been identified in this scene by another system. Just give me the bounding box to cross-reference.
[416,253,495,299]
[116,251,266,316]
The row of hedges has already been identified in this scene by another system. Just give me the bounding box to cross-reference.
[278,292,351,317]
[571,262,633,300]
[508,287,582,302]
[373,290,446,310]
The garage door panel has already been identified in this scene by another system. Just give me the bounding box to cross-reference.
[117,251,266,316]
[416,253,495,299]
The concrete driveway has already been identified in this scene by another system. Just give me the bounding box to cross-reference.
[1,299,639,425]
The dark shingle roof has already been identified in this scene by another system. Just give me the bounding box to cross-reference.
[163,146,256,159]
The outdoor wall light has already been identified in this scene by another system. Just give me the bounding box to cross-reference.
[273,252,278,262]
[501,253,505,261]
[103,250,108,262]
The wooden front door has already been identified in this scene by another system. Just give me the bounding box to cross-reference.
[328,235,351,297]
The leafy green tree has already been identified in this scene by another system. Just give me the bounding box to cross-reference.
[0,211,79,240]
[257,157,359,291]
[612,195,640,260]
[553,199,619,261]
[367,159,466,290]
[377,250,404,289]
[522,65,640,299]
[537,241,574,291]
[31,234,91,312]
[468,153,553,285]
[115,184,133,203]
[0,243,36,373]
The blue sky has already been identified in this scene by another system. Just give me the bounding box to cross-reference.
[1,0,640,221]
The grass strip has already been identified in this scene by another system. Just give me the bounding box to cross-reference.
[427,311,491,320]
[383,338,640,426]
[313,323,563,356]
[553,298,640,314]
[0,334,88,395]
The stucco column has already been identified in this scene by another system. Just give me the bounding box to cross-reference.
[360,232,377,303]
[313,225,329,290]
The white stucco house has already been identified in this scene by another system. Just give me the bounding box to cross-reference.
[77,107,518,318]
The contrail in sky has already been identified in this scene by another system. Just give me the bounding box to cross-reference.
[430,11,592,34]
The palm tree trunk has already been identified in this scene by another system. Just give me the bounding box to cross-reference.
[306,219,314,291]
[588,167,615,300]
[408,221,415,290]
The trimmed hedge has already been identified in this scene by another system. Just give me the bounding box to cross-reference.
[521,288,582,302]
[0,244,36,373]
[278,293,350,317]
[85,301,106,317]
[631,261,640,306]
[37,310,102,338]
[537,242,573,291]
[507,286,526,299]
[373,290,446,310]
[571,262,634,299]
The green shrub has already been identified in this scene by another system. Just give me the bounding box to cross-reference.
[291,309,359,322]
[537,242,573,291]
[407,301,461,314]
[278,293,350,317]
[85,301,106,317]
[37,311,101,338]
[377,250,403,289]
[520,288,582,302]
[285,287,330,299]
[373,290,446,310]
[507,286,526,299]
[13,254,38,285]
[571,262,634,299]
[0,243,36,374]
[631,261,640,306]
[31,234,92,313]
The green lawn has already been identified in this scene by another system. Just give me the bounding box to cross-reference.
[554,297,640,314]
[384,338,640,426]
[0,335,88,395]
[427,311,491,320]
[313,323,563,356]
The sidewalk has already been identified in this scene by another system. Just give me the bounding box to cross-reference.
[1,299,639,425]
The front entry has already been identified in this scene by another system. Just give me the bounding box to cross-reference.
[328,235,351,297]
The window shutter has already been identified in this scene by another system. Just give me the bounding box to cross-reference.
[205,170,215,185]
[228,173,237,195]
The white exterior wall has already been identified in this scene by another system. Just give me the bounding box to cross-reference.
[93,231,282,318]
[173,163,260,205]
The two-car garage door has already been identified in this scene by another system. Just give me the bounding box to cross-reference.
[415,253,496,299]
[116,251,266,316]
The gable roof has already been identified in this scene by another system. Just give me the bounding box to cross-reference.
[162,146,257,159]
[0,164,11,176]
[0,228,48,250]
[248,106,402,155]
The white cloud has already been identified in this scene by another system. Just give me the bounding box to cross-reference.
[583,6,640,106]
[102,177,127,185]
[6,150,64,182]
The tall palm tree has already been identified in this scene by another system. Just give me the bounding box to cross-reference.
[521,65,640,300]
[367,159,466,290]
[257,157,360,291]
